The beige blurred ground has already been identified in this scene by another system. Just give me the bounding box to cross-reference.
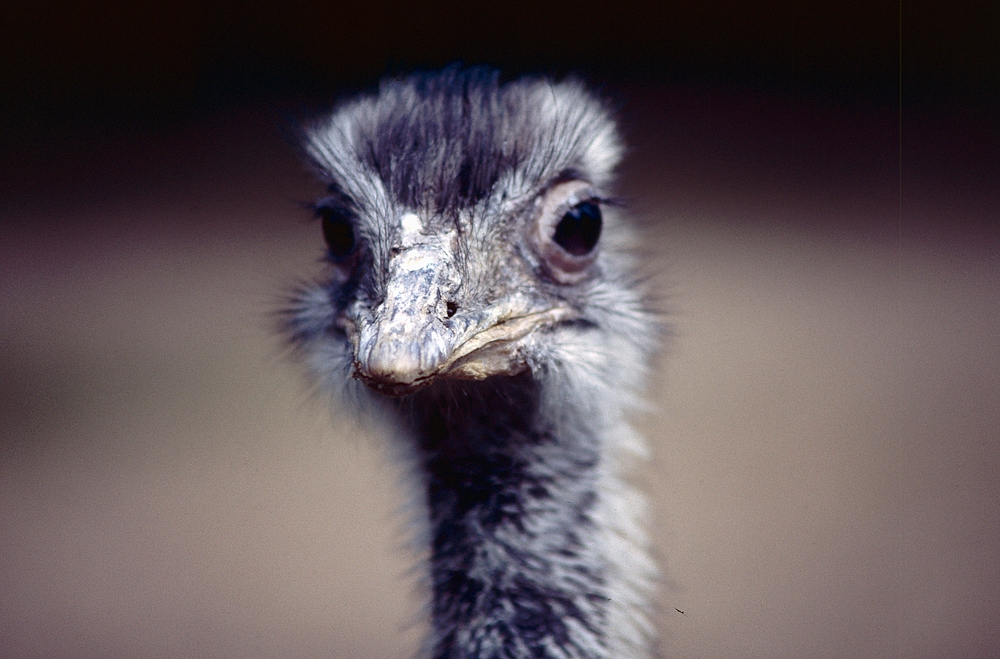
[1,89,998,658]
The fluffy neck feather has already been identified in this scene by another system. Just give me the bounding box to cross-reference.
[382,368,647,659]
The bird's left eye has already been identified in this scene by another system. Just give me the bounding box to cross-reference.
[529,180,604,284]
[553,201,602,256]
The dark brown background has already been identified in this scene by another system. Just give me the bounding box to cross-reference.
[2,2,998,658]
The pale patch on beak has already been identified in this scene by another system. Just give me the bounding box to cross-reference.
[349,233,572,396]
[354,242,456,391]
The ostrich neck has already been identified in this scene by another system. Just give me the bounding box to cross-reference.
[395,372,610,659]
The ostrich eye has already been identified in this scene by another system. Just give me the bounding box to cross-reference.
[319,208,355,259]
[530,180,603,284]
[553,201,602,256]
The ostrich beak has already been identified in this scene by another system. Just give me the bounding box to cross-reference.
[350,243,571,395]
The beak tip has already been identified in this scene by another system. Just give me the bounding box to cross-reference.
[353,328,452,393]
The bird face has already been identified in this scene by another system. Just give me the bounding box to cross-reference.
[325,178,606,396]
[290,69,629,398]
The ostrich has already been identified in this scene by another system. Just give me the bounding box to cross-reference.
[285,67,659,659]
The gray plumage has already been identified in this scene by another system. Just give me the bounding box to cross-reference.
[285,67,659,659]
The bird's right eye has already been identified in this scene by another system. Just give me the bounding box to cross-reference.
[319,208,356,260]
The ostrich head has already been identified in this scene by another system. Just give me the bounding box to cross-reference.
[286,67,657,659]
[288,67,652,402]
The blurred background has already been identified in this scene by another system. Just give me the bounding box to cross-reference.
[1,1,998,657]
